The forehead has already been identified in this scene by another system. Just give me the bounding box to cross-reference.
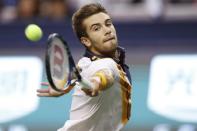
[83,12,111,28]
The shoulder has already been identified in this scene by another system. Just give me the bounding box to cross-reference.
[94,58,117,66]
[77,57,119,76]
[78,57,116,67]
[77,57,92,70]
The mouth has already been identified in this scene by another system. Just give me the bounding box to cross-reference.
[103,36,115,43]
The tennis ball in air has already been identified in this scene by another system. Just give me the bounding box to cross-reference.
[25,24,43,42]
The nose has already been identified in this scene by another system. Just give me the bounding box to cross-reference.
[103,26,111,35]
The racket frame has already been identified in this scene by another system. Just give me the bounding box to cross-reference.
[45,33,82,93]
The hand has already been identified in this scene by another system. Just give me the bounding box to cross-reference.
[81,77,101,97]
[81,69,114,97]
[37,82,64,97]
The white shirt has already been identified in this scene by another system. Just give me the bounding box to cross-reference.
[58,57,131,131]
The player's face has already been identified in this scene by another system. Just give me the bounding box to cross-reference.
[82,12,118,57]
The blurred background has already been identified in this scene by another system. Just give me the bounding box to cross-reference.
[0,0,197,131]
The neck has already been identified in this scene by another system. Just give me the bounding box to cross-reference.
[84,48,116,58]
[84,48,123,64]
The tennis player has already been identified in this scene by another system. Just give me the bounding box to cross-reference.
[37,3,132,131]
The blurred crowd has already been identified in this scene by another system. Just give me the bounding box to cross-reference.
[0,0,196,23]
[0,0,72,23]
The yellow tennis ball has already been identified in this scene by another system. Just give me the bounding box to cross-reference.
[25,24,43,42]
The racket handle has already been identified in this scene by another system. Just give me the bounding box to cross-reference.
[79,77,94,89]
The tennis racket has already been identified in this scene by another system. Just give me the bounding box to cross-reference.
[45,33,92,93]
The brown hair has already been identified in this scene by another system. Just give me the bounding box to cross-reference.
[72,3,108,40]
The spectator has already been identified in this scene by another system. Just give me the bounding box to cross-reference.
[39,0,68,21]
[17,0,39,20]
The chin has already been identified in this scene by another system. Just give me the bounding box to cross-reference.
[103,45,117,55]
[108,41,117,51]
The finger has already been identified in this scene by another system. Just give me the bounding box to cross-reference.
[91,90,95,96]
[81,88,98,97]
[37,88,49,93]
[81,88,92,96]
[41,82,49,86]
[91,90,98,97]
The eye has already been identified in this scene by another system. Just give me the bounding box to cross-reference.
[92,25,101,31]
[106,20,112,27]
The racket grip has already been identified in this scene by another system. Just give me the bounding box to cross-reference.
[80,77,94,89]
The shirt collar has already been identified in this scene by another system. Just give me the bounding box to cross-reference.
[83,46,125,64]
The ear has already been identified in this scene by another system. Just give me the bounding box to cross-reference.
[80,37,91,47]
